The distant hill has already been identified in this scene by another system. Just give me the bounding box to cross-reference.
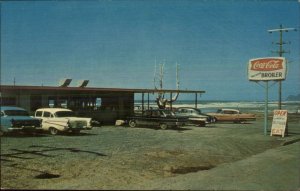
[286,94,300,101]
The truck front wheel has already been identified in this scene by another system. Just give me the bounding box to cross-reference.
[129,120,137,128]
[160,123,168,130]
[49,127,59,135]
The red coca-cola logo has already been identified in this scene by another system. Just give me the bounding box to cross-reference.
[251,58,283,71]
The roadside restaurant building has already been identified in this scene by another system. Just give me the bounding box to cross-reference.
[0,85,205,124]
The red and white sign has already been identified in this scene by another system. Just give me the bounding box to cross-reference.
[270,110,288,137]
[248,57,286,81]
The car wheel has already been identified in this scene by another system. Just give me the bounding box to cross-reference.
[71,129,80,134]
[129,120,137,128]
[160,123,168,130]
[234,120,241,124]
[199,121,206,127]
[49,127,58,135]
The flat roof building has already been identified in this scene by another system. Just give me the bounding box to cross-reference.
[0,85,205,123]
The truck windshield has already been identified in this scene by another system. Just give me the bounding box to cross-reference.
[4,110,29,116]
[55,111,75,117]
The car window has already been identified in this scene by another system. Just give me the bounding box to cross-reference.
[43,111,51,117]
[35,111,43,117]
[0,112,4,117]
[224,110,237,114]
[4,110,29,116]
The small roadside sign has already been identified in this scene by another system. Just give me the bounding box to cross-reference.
[270,110,288,137]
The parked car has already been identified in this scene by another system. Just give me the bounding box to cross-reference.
[128,109,187,129]
[0,106,42,135]
[207,109,256,123]
[174,107,215,127]
[34,108,93,135]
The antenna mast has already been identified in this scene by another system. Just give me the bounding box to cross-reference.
[176,62,179,89]
[154,58,157,89]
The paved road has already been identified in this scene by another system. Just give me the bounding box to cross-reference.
[130,141,300,190]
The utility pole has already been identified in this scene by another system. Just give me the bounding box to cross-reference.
[268,24,296,109]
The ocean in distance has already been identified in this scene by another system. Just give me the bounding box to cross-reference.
[134,100,300,114]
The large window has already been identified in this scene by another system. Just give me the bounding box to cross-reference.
[95,98,102,109]
[46,96,111,111]
[48,100,55,108]
[48,97,68,108]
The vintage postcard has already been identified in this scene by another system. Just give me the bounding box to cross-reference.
[1,0,299,190]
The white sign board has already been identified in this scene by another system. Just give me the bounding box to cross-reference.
[248,57,286,81]
[270,110,288,137]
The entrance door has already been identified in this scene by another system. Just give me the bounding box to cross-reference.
[30,95,42,112]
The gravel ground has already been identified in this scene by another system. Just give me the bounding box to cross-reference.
[1,115,299,190]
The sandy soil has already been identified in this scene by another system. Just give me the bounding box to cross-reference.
[1,114,299,190]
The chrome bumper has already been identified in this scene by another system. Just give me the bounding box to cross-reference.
[8,126,42,131]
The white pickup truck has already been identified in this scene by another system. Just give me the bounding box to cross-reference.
[34,108,93,135]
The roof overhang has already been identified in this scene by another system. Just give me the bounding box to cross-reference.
[0,85,205,94]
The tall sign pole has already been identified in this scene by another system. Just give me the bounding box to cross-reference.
[264,81,269,136]
[268,24,296,109]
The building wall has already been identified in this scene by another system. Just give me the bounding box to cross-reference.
[1,89,134,123]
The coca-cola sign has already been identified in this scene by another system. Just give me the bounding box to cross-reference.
[248,57,286,81]
[251,58,283,71]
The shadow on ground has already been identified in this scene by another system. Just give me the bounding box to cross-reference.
[0,145,107,163]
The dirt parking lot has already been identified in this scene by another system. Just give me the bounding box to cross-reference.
[1,115,300,190]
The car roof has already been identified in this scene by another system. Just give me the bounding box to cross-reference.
[35,108,72,112]
[177,107,199,110]
[221,108,240,112]
[1,106,26,111]
[146,109,171,111]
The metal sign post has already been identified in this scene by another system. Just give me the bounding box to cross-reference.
[264,81,269,136]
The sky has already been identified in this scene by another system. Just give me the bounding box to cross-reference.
[1,0,299,101]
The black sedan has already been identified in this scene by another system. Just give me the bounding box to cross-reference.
[174,107,215,127]
[128,109,187,129]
